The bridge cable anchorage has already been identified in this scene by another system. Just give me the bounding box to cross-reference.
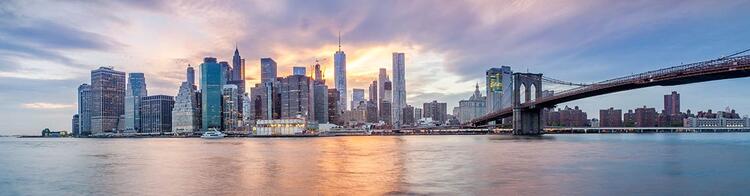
[541,76,590,87]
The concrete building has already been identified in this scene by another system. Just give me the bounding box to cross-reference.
[141,95,174,133]
[414,108,423,121]
[172,81,201,135]
[328,89,340,125]
[313,83,329,123]
[423,100,448,125]
[456,84,486,124]
[599,107,623,127]
[334,34,348,112]
[366,101,379,123]
[546,106,588,127]
[125,73,147,133]
[634,106,658,127]
[187,64,195,87]
[486,66,513,114]
[378,68,389,111]
[402,105,415,126]
[392,52,406,128]
[201,57,225,131]
[664,91,680,115]
[280,75,311,119]
[351,88,365,111]
[77,84,92,136]
[90,67,126,134]
[684,116,750,128]
[71,114,79,136]
[223,85,242,132]
[254,119,307,136]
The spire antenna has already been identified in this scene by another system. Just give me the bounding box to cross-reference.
[338,31,341,51]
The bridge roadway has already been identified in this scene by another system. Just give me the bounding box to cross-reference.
[472,54,750,126]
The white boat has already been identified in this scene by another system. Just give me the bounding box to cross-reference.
[201,129,225,139]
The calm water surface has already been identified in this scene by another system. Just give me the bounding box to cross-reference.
[2,133,750,195]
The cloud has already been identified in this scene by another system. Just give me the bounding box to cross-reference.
[21,102,75,110]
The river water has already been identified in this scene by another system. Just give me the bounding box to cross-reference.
[2,133,750,195]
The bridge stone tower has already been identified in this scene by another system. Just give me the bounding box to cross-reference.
[512,73,544,135]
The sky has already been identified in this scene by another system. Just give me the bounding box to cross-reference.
[1,0,750,135]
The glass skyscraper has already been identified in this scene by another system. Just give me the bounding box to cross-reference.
[391,52,406,128]
[77,83,91,136]
[125,73,147,133]
[140,95,174,133]
[201,57,225,131]
[260,58,277,84]
[334,34,347,112]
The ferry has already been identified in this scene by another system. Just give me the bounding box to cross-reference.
[201,129,225,139]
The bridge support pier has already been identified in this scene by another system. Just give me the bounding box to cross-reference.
[512,73,544,135]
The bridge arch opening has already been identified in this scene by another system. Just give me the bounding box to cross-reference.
[519,83,527,103]
[529,83,537,102]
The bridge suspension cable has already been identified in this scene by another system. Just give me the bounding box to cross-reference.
[541,76,589,87]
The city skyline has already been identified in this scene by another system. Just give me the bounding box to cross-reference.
[2,0,750,134]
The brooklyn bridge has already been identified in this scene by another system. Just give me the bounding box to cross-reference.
[470,49,750,135]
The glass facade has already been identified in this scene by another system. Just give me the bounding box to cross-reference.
[201,57,225,131]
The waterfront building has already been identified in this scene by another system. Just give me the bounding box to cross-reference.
[187,64,195,87]
[242,93,253,129]
[328,89,341,125]
[280,75,311,119]
[366,101,379,123]
[414,108,423,121]
[313,83,329,123]
[77,84,91,136]
[684,114,749,128]
[141,95,174,133]
[201,57,225,131]
[261,58,277,84]
[223,85,242,132]
[664,91,680,115]
[351,88,365,110]
[380,80,393,125]
[90,67,126,134]
[486,66,513,114]
[378,68,388,110]
[342,110,366,127]
[423,100,448,125]
[71,114,79,136]
[253,119,307,136]
[293,66,306,76]
[546,106,588,127]
[624,110,636,127]
[172,81,201,135]
[334,34,347,112]
[599,107,623,127]
[634,106,658,127]
[402,105,415,126]
[392,52,406,128]
[124,73,147,133]
[456,83,486,124]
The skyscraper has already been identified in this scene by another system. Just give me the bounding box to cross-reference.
[125,73,147,133]
[391,52,406,128]
[231,46,245,82]
[351,88,365,111]
[201,57,225,131]
[141,95,174,133]
[90,67,126,134]
[280,75,311,119]
[368,81,378,104]
[328,89,340,125]
[261,58,277,84]
[77,84,91,136]
[187,64,195,87]
[71,114,79,136]
[378,68,388,108]
[486,66,513,114]
[293,66,307,76]
[380,81,392,125]
[314,61,324,81]
[312,65,329,123]
[334,33,347,112]
[222,85,241,132]
[599,107,623,127]
[423,100,448,124]
[172,81,201,135]
[664,91,680,115]
[220,61,232,83]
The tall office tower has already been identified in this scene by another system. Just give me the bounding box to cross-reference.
[414,108,423,120]
[293,66,307,76]
[77,84,91,136]
[486,66,513,114]
[260,58,278,84]
[423,100,448,124]
[124,73,147,133]
[90,67,126,134]
[351,88,365,110]
[377,68,388,106]
[314,61,323,81]
[365,101,378,123]
[187,64,195,87]
[391,52,406,128]
[381,81,393,124]
[219,61,232,83]
[172,81,201,135]
[313,83,329,123]
[71,114,79,136]
[327,89,340,125]
[280,75,311,119]
[231,46,244,82]
[368,81,378,103]
[140,95,174,133]
[242,93,253,127]
[222,85,241,132]
[334,33,347,112]
[402,105,415,126]
[664,91,680,115]
[201,57,225,131]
